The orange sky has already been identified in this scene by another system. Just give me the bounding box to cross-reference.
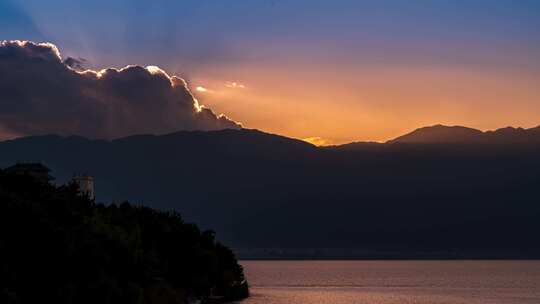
[5,1,540,144]
[189,62,540,145]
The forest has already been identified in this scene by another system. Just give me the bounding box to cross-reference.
[0,169,248,304]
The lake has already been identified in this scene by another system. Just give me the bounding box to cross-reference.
[239,261,540,304]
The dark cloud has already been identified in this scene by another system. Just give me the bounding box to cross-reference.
[63,57,88,70]
[0,40,241,139]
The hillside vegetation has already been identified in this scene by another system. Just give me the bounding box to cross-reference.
[0,170,248,304]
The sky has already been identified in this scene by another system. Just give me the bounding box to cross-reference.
[1,0,540,144]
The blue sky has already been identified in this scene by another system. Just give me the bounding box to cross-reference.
[3,0,539,68]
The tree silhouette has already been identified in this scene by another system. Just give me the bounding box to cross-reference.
[0,169,248,304]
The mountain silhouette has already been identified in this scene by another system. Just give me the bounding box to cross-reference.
[388,125,484,143]
[387,124,540,144]
[1,127,540,258]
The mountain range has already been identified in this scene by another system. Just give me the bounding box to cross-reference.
[1,125,540,258]
[332,125,540,151]
[390,124,540,143]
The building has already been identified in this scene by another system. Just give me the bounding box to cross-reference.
[4,162,54,184]
[73,175,95,200]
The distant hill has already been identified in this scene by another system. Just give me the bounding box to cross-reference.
[1,127,540,259]
[483,126,540,143]
[388,125,484,143]
[330,124,540,151]
[386,124,540,144]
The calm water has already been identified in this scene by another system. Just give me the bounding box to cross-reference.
[239,261,540,304]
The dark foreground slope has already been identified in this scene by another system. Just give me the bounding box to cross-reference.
[0,170,248,304]
[1,128,540,258]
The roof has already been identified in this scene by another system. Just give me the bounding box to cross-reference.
[4,162,55,181]
[5,162,51,173]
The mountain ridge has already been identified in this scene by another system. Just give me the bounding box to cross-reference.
[4,124,540,148]
[1,126,540,257]
[387,124,540,144]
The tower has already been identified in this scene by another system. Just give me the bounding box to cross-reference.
[73,175,95,200]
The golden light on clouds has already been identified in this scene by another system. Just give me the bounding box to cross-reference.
[146,65,168,76]
[225,81,246,89]
[196,86,209,92]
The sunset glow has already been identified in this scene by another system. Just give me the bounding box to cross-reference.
[2,1,540,144]
[225,82,246,89]
[2,2,540,302]
[302,137,331,146]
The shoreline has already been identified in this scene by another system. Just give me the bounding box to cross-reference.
[235,248,540,261]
